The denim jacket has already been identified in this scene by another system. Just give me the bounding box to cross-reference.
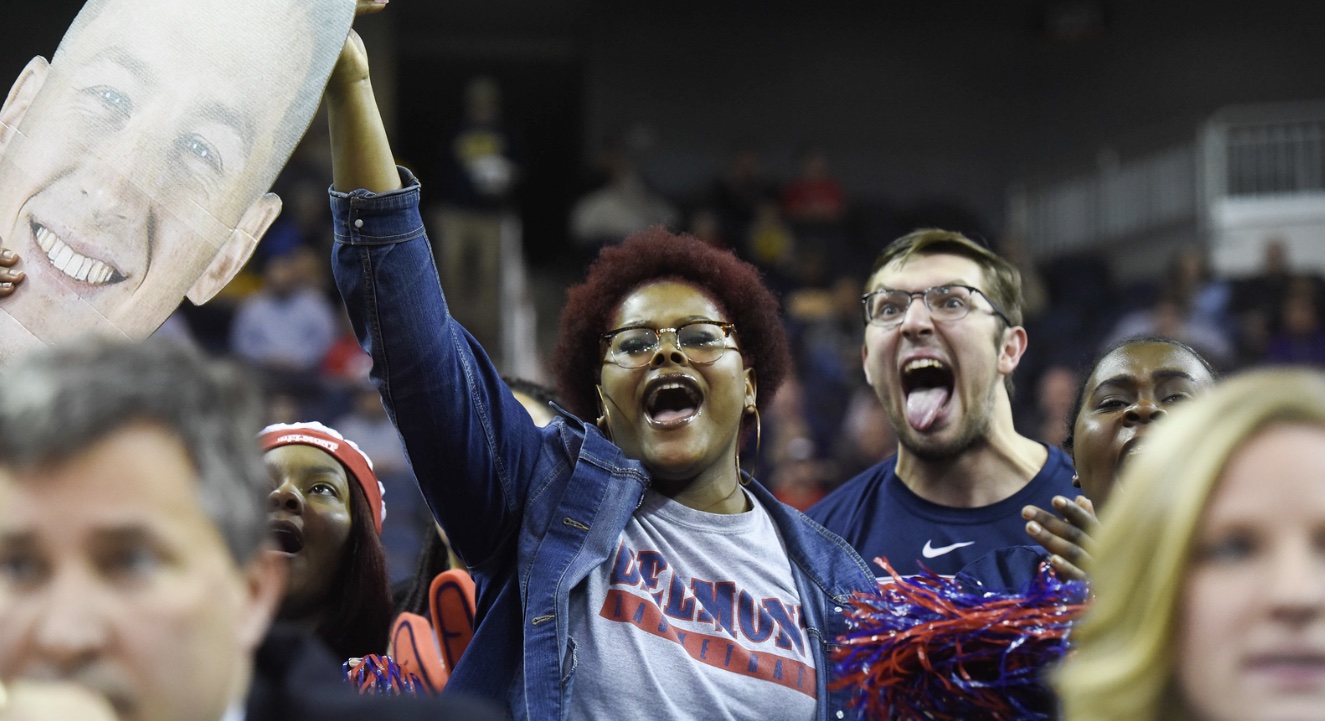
[330,169,877,721]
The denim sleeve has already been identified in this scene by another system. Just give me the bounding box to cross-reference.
[328,168,544,567]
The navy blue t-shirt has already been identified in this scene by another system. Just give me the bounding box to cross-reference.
[806,446,1077,577]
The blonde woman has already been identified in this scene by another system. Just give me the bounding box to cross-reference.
[1057,368,1325,721]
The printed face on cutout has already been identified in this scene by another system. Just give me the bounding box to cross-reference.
[264,444,354,618]
[1176,424,1325,721]
[0,424,279,721]
[1070,341,1213,508]
[0,0,341,361]
[861,253,1022,461]
[597,281,756,486]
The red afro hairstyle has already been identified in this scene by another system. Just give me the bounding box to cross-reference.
[554,227,791,424]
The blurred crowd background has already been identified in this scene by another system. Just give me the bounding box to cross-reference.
[9,0,1325,580]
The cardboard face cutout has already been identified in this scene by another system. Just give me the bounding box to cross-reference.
[0,0,353,363]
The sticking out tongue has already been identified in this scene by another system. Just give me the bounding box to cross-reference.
[905,387,950,431]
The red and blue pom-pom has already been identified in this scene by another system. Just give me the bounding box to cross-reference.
[344,654,424,695]
[832,559,1089,721]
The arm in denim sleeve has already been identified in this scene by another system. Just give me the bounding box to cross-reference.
[324,32,543,567]
[329,174,546,567]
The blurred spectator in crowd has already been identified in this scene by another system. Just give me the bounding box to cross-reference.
[1105,291,1234,369]
[744,200,798,289]
[333,386,410,477]
[1167,245,1231,330]
[998,234,1049,320]
[438,76,520,211]
[569,143,678,253]
[1030,364,1078,448]
[786,276,867,453]
[434,75,521,355]
[771,459,830,511]
[321,312,374,388]
[1231,236,1294,364]
[685,207,729,250]
[709,144,777,242]
[781,146,846,225]
[834,387,897,482]
[257,178,337,265]
[1264,276,1325,365]
[1232,236,1294,325]
[265,392,306,427]
[759,378,832,511]
[1231,236,1325,365]
[231,246,337,377]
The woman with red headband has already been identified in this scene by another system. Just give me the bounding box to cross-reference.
[260,421,393,661]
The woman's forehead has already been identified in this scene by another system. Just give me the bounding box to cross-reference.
[265,444,348,482]
[610,280,728,327]
[1089,343,1207,387]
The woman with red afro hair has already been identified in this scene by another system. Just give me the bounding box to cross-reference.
[554,226,791,465]
[324,15,876,720]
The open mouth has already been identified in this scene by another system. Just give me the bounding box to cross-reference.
[269,519,305,555]
[644,375,703,428]
[901,358,953,432]
[1118,437,1145,472]
[31,219,126,285]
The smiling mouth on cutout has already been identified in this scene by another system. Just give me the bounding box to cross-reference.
[644,375,704,428]
[31,219,126,285]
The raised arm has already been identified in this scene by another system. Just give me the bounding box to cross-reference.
[324,17,550,569]
[325,26,400,194]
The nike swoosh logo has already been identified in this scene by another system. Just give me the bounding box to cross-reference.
[921,540,975,558]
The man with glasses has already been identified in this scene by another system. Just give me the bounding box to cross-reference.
[807,229,1077,578]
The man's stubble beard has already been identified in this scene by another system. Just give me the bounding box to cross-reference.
[891,378,999,463]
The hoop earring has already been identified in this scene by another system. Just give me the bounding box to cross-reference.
[736,405,760,485]
[595,386,614,442]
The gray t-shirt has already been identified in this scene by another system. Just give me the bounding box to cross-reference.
[567,488,817,720]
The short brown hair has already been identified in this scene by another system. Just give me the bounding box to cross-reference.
[869,229,1024,329]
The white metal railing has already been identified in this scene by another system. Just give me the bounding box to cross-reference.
[1013,100,1325,258]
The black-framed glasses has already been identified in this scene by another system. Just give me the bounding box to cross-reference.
[861,285,1012,328]
[600,321,739,369]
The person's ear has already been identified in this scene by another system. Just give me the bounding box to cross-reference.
[743,368,758,410]
[0,57,50,154]
[997,325,1029,377]
[236,548,287,653]
[185,193,281,305]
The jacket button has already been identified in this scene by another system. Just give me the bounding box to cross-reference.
[836,711,845,719]
[354,218,364,229]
